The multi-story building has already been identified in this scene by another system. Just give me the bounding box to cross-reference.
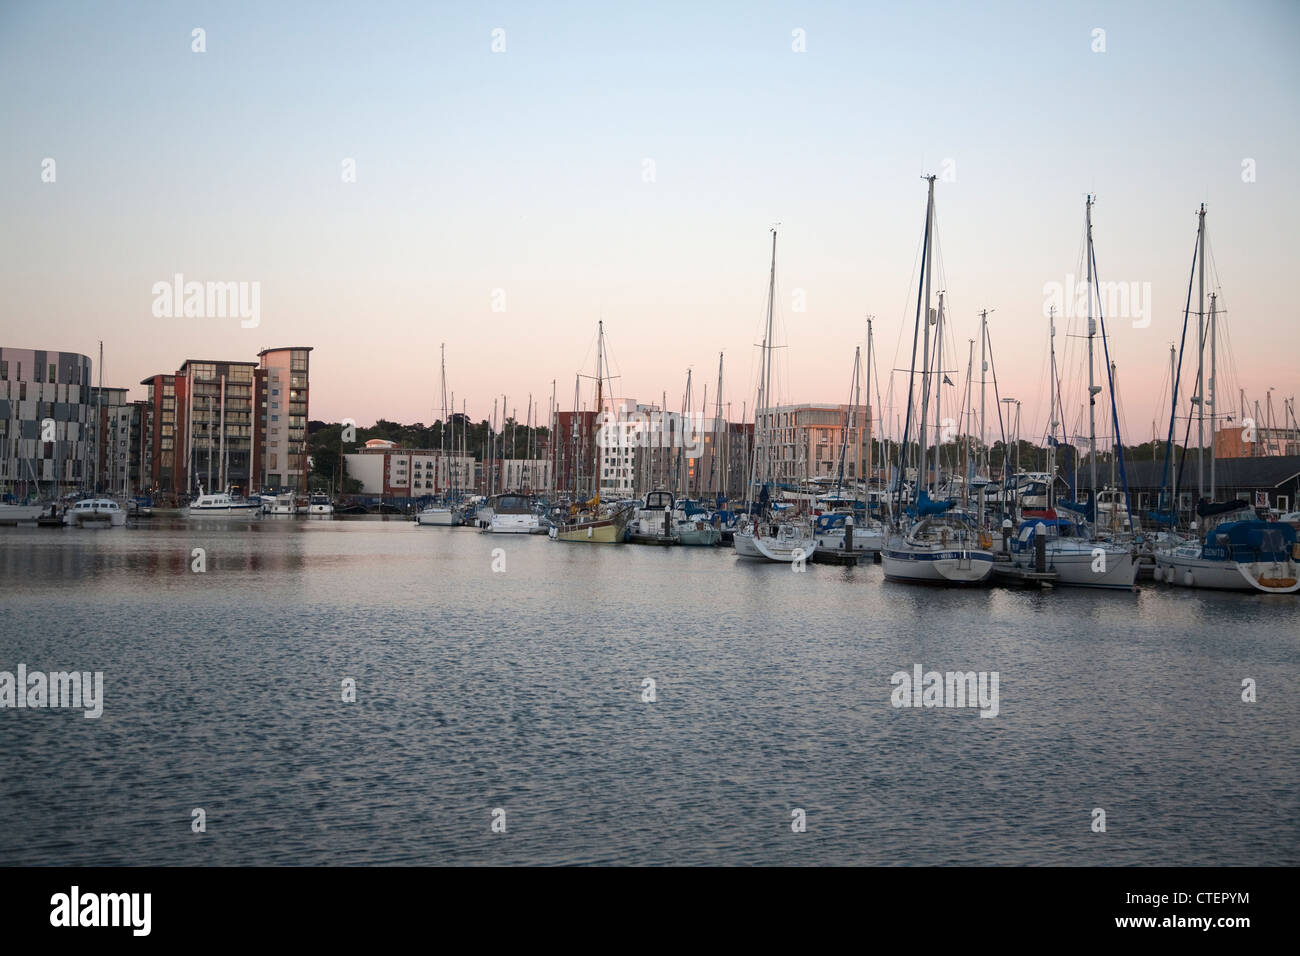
[0,347,97,496]
[755,403,872,486]
[1214,422,1300,459]
[343,440,474,498]
[256,347,312,490]
[140,346,311,496]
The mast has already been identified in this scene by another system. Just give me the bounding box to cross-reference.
[1048,306,1058,509]
[919,176,936,501]
[1195,203,1206,503]
[1208,291,1217,499]
[747,228,778,512]
[979,309,988,479]
[963,337,974,509]
[932,291,945,498]
[712,352,724,496]
[1085,194,1100,514]
[865,317,874,498]
[439,344,447,494]
[594,321,604,504]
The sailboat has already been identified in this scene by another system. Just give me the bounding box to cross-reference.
[814,330,885,559]
[417,344,458,527]
[1153,205,1300,593]
[1010,196,1135,589]
[881,176,993,585]
[732,227,817,563]
[549,321,632,544]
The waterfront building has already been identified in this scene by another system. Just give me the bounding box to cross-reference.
[0,347,96,496]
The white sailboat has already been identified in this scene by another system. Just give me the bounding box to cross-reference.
[1011,199,1136,589]
[1153,205,1300,593]
[732,227,816,564]
[417,345,458,527]
[882,176,993,585]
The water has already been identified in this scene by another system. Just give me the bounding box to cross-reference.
[1,519,1296,865]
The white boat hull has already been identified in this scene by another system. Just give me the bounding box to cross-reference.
[187,505,262,517]
[882,543,994,584]
[417,508,455,526]
[1154,548,1300,593]
[0,503,45,522]
[488,513,540,534]
[1015,544,1137,589]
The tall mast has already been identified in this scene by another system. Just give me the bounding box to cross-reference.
[1085,194,1100,513]
[439,344,447,493]
[979,309,989,478]
[918,175,936,500]
[1048,305,1058,509]
[963,337,974,509]
[594,321,604,504]
[717,353,728,502]
[1208,291,1217,499]
[865,317,874,496]
[932,290,945,498]
[748,228,778,510]
[853,344,862,507]
[1195,203,1206,503]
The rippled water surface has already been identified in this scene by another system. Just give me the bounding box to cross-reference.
[1,519,1297,865]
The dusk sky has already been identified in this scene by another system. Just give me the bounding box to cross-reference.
[3,0,1297,448]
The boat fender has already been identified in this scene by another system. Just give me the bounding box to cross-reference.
[1183,570,1194,587]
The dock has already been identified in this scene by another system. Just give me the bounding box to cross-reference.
[991,556,1057,588]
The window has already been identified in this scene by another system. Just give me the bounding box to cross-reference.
[0,361,6,380]
[49,363,56,383]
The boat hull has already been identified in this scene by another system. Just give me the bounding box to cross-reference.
[882,545,995,584]
[488,514,540,534]
[186,505,262,518]
[550,511,628,543]
[1154,548,1300,593]
[416,508,455,526]
[1014,545,1137,589]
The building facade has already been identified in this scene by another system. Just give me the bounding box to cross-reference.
[139,346,311,496]
[0,347,97,496]
[343,441,475,498]
[754,403,871,486]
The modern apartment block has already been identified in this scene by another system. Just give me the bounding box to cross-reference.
[256,347,312,490]
[140,346,311,496]
[342,439,474,497]
[0,347,97,496]
[755,403,872,486]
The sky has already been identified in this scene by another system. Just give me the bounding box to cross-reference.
[2,0,1297,448]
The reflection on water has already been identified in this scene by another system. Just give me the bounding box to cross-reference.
[1,520,1296,865]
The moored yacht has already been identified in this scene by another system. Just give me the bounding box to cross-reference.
[486,494,541,533]
[307,493,334,517]
[63,498,127,527]
[1008,513,1136,589]
[1154,503,1299,593]
[187,490,262,517]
